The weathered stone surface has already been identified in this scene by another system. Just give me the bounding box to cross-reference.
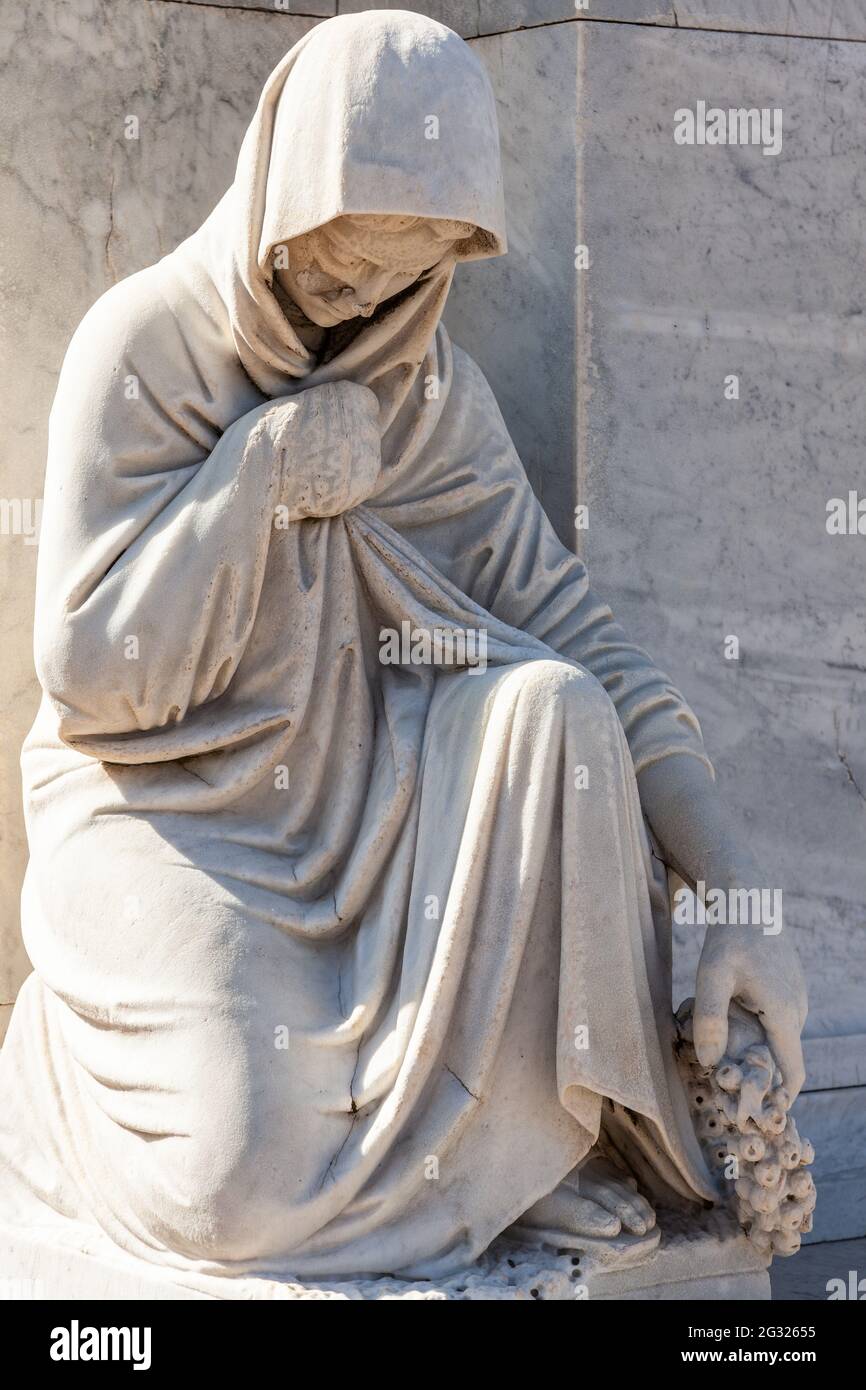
[157,0,866,41]
[444,18,578,542]
[562,19,866,1043]
[0,0,316,1037]
[0,1209,769,1300]
[171,0,336,13]
[456,14,866,1044]
[793,1087,866,1243]
[479,1,673,32]
[676,2,866,39]
[771,1233,866,1300]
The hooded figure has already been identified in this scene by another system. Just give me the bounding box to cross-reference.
[0,11,719,1288]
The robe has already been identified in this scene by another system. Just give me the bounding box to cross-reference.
[0,10,716,1287]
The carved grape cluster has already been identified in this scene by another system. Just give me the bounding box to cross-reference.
[675,1000,816,1258]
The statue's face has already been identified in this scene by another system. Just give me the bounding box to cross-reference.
[273,214,473,327]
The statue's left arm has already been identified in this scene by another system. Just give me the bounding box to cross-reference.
[378,337,807,1096]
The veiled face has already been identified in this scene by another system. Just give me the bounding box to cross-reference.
[273,213,474,327]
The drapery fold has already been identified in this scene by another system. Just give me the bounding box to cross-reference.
[1,11,716,1283]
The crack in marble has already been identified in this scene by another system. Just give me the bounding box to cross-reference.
[444,1063,479,1101]
[149,0,329,15]
[131,0,866,46]
[319,1038,362,1189]
[104,169,117,284]
[833,710,866,805]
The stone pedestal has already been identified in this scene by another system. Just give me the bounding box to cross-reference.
[0,1210,768,1301]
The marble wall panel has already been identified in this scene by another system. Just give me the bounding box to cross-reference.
[480,1,866,39]
[339,0,866,40]
[562,20,866,1046]
[171,0,336,14]
[164,1,866,42]
[479,1,673,31]
[793,1087,866,1242]
[336,0,480,36]
[676,2,866,40]
[444,20,579,541]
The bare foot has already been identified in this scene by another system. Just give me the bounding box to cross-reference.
[578,1157,657,1237]
[511,1157,659,1265]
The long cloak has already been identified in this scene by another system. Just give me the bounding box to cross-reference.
[0,11,716,1284]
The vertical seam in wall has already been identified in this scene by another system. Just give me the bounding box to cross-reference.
[468,19,586,554]
[574,23,587,564]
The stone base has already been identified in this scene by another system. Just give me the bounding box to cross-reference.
[0,1209,770,1301]
[584,1210,770,1301]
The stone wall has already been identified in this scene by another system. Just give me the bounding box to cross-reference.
[1,0,864,1241]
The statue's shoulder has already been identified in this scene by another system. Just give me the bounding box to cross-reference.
[64,263,187,371]
[439,328,505,425]
[60,257,235,410]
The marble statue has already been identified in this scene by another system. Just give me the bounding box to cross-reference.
[0,10,809,1294]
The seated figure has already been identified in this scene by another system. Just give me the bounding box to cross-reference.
[0,10,806,1288]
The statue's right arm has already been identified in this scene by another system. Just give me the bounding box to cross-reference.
[34,280,379,743]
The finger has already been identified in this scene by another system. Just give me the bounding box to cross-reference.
[763,1016,806,1100]
[694,961,734,1067]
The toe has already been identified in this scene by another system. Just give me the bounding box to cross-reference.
[584,1178,655,1235]
[571,1197,622,1238]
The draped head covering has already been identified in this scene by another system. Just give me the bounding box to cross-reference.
[179,9,507,418]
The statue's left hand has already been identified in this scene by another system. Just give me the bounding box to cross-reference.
[636,755,809,1100]
[694,903,808,1099]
